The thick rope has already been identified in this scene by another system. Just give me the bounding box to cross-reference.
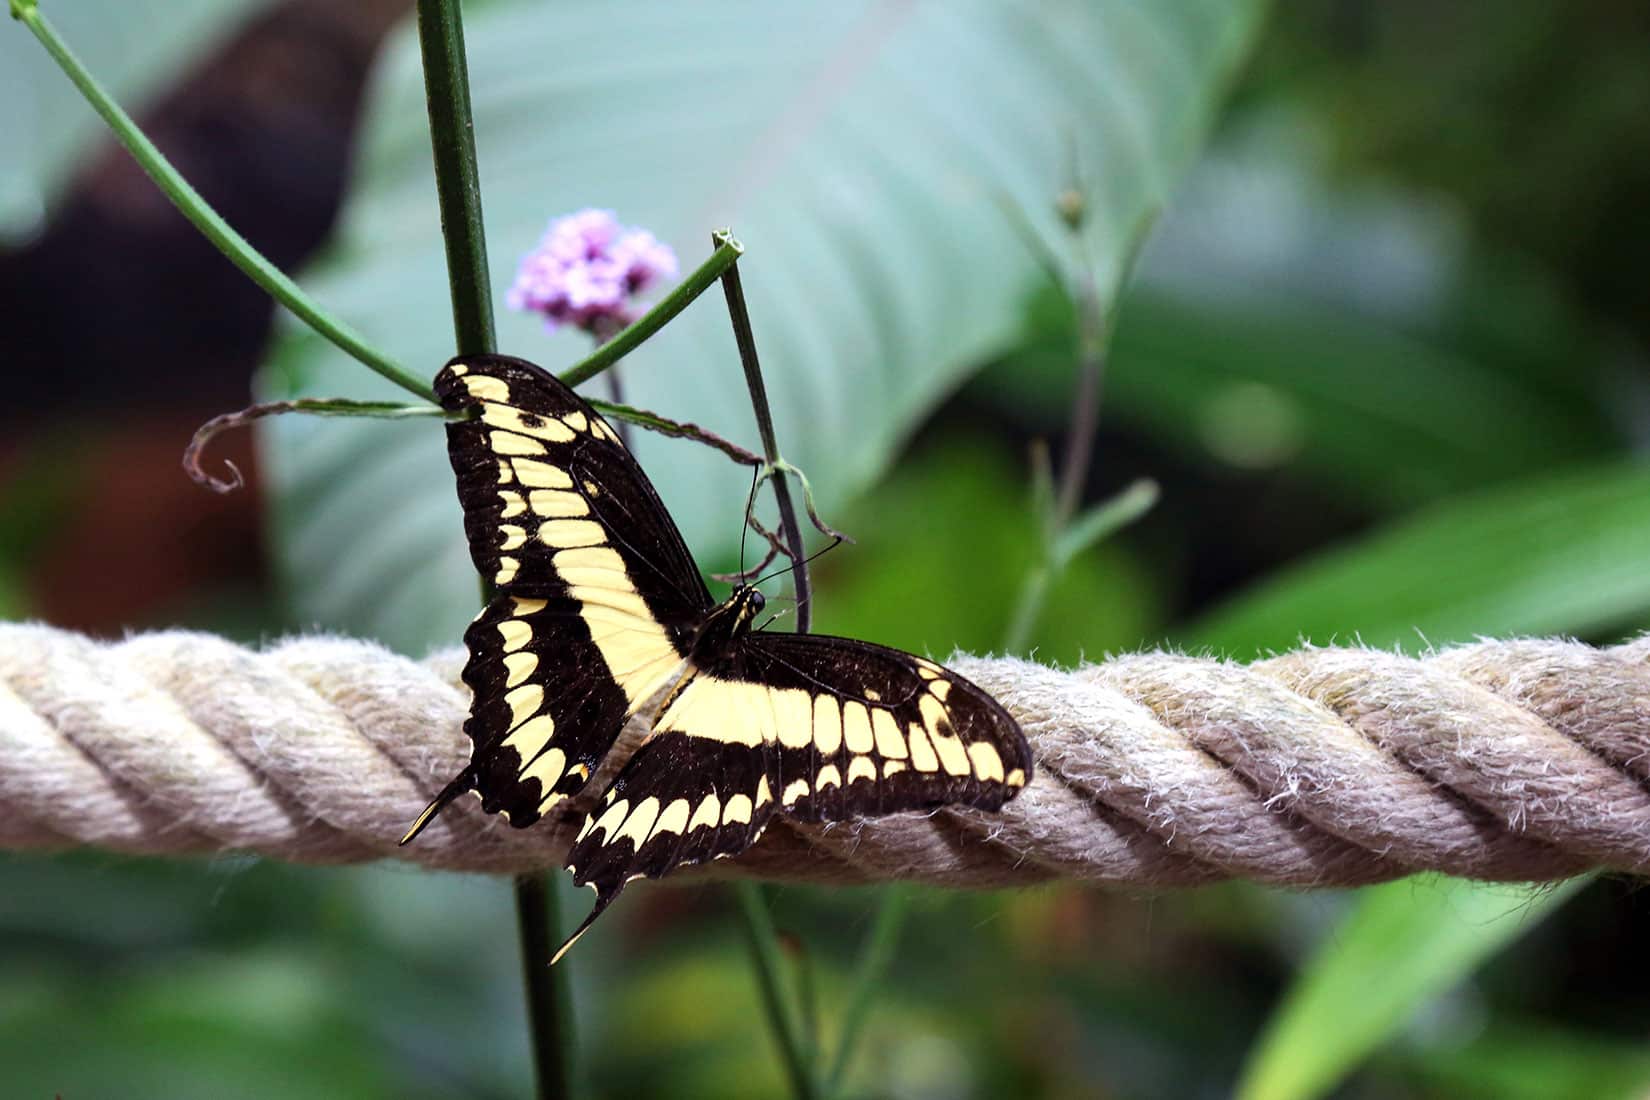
[1,623,1646,887]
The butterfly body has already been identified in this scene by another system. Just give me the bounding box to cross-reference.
[403,354,1031,959]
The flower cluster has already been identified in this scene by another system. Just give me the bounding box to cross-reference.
[505,208,678,337]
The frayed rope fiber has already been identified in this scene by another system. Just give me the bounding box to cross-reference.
[2,623,1647,887]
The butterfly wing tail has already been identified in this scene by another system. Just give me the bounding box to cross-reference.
[399,768,477,846]
[550,887,620,966]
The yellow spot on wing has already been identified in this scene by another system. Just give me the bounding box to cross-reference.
[499,525,526,551]
[847,756,877,784]
[490,430,545,456]
[483,404,575,442]
[461,374,506,400]
[931,729,971,777]
[872,708,908,759]
[503,715,556,761]
[967,741,1005,783]
[930,679,952,702]
[651,798,691,841]
[722,794,753,826]
[883,760,907,777]
[528,489,588,517]
[782,779,809,806]
[842,701,873,753]
[463,373,517,401]
[538,519,606,548]
[908,724,939,772]
[499,618,532,653]
[513,460,573,488]
[521,746,567,789]
[499,491,526,518]
[755,776,773,808]
[689,794,721,832]
[815,764,842,789]
[589,798,630,843]
[496,556,519,585]
[503,651,538,688]
[614,797,661,848]
[1005,768,1027,787]
[505,684,544,729]
[773,689,813,748]
[563,410,589,432]
[812,696,842,754]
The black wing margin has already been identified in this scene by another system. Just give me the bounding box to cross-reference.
[402,355,713,841]
[554,633,1030,957]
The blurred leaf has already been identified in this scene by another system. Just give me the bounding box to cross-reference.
[0,0,274,241]
[262,0,1268,652]
[1390,1018,1650,1100]
[811,439,1163,665]
[980,110,1625,509]
[1184,461,1650,657]
[1235,875,1587,1100]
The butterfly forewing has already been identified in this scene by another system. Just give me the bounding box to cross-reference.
[409,357,713,832]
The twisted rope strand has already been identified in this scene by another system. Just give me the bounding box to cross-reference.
[1,623,1646,886]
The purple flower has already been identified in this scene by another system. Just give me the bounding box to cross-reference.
[506,208,678,338]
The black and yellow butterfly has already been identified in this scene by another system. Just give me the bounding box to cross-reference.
[402,354,1031,960]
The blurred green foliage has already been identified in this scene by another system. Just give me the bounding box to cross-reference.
[4,0,1649,1098]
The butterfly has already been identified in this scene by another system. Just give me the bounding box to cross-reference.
[401,353,1032,961]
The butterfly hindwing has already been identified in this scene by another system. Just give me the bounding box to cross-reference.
[560,632,1031,937]
[406,356,713,835]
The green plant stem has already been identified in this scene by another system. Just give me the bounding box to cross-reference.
[514,873,574,1100]
[585,399,762,467]
[412,2,568,1096]
[560,237,745,389]
[826,886,910,1094]
[714,231,823,1100]
[1002,203,1159,651]
[416,0,495,357]
[736,883,821,1100]
[9,0,431,403]
[714,230,812,632]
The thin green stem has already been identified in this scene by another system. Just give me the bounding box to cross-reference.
[1001,197,1161,652]
[412,2,568,1096]
[560,237,745,389]
[185,398,453,493]
[585,399,762,467]
[826,886,911,1094]
[715,231,823,1100]
[736,883,821,1100]
[514,874,574,1100]
[10,0,431,403]
[714,230,812,632]
[416,0,495,357]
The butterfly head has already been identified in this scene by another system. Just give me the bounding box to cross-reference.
[690,585,765,660]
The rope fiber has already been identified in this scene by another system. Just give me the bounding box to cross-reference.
[2,623,1646,886]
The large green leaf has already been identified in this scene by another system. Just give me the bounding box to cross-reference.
[1234,875,1587,1100]
[0,0,273,241]
[262,0,1269,652]
[1183,461,1650,657]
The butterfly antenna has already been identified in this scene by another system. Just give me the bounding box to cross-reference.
[399,770,474,846]
[751,534,845,590]
[738,464,761,578]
